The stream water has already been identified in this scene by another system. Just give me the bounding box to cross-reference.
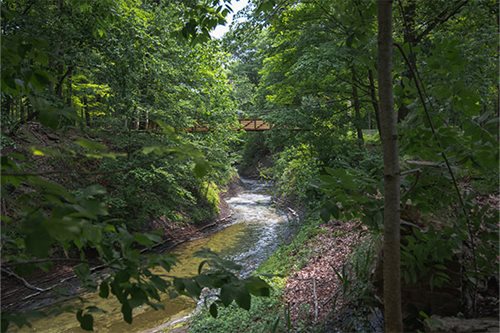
[16,178,294,332]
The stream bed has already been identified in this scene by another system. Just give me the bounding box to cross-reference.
[16,178,295,332]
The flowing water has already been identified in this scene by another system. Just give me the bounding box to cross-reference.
[16,178,294,332]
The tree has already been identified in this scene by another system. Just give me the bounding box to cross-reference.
[0,1,264,331]
[377,0,403,332]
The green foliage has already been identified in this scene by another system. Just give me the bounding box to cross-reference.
[272,144,321,206]
[189,282,285,333]
[1,0,499,329]
[172,249,271,319]
[317,163,382,226]
[238,132,270,176]
[1,1,243,330]
[201,181,221,213]
[230,0,498,322]
[401,227,457,288]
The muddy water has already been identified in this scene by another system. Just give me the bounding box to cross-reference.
[17,178,293,332]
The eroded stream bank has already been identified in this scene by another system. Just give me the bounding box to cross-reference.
[13,178,297,332]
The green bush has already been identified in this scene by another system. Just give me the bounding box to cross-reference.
[272,144,321,206]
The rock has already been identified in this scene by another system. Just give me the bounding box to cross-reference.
[424,316,499,333]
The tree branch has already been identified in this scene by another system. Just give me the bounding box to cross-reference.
[401,168,421,199]
[55,66,74,98]
[4,258,93,266]
[414,0,468,43]
[1,267,48,292]
[21,0,36,16]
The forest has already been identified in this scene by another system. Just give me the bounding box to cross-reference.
[0,0,498,332]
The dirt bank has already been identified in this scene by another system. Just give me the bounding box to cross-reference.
[284,221,366,324]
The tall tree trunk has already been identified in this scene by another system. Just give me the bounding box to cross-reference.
[377,1,403,332]
[67,67,73,106]
[19,96,25,124]
[55,0,65,99]
[134,108,140,130]
[83,96,91,127]
[351,68,364,146]
[367,105,372,129]
[80,108,85,129]
[26,100,36,122]
[3,95,12,121]
[368,69,382,134]
[10,97,15,122]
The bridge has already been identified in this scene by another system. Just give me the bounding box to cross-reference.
[187,119,272,132]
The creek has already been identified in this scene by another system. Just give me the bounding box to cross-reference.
[16,178,295,332]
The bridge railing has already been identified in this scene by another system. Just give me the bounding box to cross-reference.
[187,119,272,132]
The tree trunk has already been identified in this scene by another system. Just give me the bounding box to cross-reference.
[67,67,73,106]
[19,96,25,124]
[3,96,12,121]
[54,0,65,99]
[83,96,91,127]
[377,1,403,332]
[134,108,140,130]
[79,108,85,129]
[11,99,15,121]
[368,69,382,134]
[351,68,364,146]
[367,104,372,129]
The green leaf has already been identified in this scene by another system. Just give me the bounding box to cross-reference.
[234,286,251,310]
[193,159,210,178]
[150,275,169,292]
[82,225,103,243]
[219,285,233,306]
[99,281,109,298]
[75,138,108,152]
[256,0,276,13]
[129,287,148,308]
[80,185,107,198]
[184,279,201,298]
[245,277,270,297]
[25,223,53,258]
[155,120,176,135]
[159,256,176,271]
[209,303,218,318]
[74,263,90,281]
[133,233,154,247]
[121,302,132,324]
[198,260,209,275]
[320,207,330,222]
[76,310,94,331]
[173,278,185,292]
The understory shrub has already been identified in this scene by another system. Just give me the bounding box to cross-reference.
[272,144,321,206]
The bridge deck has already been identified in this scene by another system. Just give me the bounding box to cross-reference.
[187,119,271,132]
